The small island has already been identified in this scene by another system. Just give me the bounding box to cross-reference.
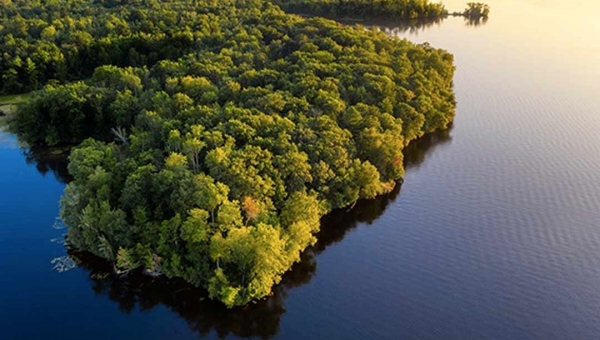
[1,0,456,307]
[459,2,491,19]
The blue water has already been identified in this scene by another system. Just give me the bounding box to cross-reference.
[2,0,600,338]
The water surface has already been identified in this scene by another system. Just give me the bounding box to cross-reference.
[1,0,600,338]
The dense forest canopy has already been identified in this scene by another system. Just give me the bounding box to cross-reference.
[2,0,456,307]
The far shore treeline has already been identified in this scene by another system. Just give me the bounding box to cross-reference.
[274,1,490,21]
[274,0,448,19]
[1,0,456,307]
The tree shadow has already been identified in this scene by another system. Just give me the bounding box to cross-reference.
[22,144,72,184]
[464,16,489,27]
[403,124,453,170]
[318,15,447,35]
[366,17,446,35]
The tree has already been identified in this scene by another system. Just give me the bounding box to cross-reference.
[181,208,210,244]
[194,174,229,222]
[183,125,206,173]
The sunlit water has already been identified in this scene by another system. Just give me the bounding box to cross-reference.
[1,0,600,338]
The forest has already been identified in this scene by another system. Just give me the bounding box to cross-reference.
[2,0,456,307]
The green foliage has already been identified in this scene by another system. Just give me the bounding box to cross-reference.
[5,0,456,306]
[116,247,137,274]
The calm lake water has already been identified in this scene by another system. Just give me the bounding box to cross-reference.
[2,0,600,338]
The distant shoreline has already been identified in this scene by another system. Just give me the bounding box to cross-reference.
[292,11,482,23]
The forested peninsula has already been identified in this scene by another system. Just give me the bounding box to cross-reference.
[1,0,456,307]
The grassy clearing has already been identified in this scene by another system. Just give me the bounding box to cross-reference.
[0,92,31,112]
[0,93,30,126]
[0,103,16,124]
[0,93,31,105]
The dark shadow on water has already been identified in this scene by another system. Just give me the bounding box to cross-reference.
[370,16,488,35]
[292,12,447,35]
[73,251,290,339]
[298,13,487,35]
[66,126,453,339]
[334,16,446,35]
[295,13,446,35]
[464,16,489,27]
[23,144,72,184]
[403,124,453,170]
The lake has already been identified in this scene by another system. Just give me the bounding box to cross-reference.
[1,0,600,338]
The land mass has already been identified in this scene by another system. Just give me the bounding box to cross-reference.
[2,0,456,307]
